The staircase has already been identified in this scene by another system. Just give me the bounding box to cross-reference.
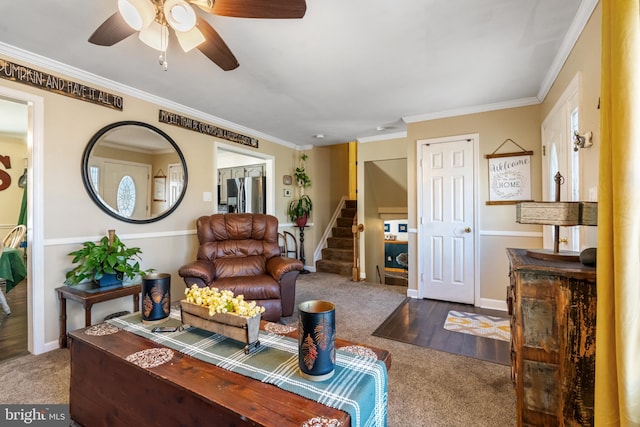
[315,200,357,277]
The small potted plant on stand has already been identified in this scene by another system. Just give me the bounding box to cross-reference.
[64,229,153,287]
[288,154,312,274]
[288,153,312,226]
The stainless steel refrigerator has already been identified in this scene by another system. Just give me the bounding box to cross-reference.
[226,177,266,213]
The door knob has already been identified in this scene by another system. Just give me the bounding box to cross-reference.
[558,238,568,244]
[464,227,472,233]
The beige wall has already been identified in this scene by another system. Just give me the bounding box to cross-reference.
[298,144,350,268]
[327,143,350,211]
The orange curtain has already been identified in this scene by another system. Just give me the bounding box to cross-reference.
[595,0,640,425]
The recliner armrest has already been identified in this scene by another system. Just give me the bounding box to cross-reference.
[178,260,216,286]
[266,256,304,282]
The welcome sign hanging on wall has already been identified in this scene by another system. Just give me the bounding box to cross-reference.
[486,139,534,205]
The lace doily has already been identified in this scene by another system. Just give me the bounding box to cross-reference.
[301,417,342,427]
[125,348,174,369]
[338,345,377,359]
[84,323,119,336]
[264,322,297,335]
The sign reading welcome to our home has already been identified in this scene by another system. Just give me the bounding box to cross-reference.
[485,139,533,205]
[158,110,259,148]
[0,58,123,110]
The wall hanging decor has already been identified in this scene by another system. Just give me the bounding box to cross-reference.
[485,138,534,205]
[153,169,166,202]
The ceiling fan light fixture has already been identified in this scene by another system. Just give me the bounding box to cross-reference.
[117,0,155,31]
[175,27,206,52]
[138,21,169,51]
[164,0,197,32]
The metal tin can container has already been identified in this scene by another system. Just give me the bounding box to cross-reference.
[298,300,336,381]
[141,273,171,324]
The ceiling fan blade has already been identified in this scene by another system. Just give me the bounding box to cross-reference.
[191,0,306,19]
[196,18,239,71]
[88,12,137,46]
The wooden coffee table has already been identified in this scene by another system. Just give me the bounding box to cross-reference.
[68,321,390,426]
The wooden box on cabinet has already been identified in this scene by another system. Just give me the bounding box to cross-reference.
[506,248,596,427]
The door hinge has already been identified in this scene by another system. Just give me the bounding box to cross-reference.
[542,145,546,156]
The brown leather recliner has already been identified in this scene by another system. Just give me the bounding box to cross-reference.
[178,213,304,322]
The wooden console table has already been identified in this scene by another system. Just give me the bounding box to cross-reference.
[69,323,390,426]
[55,282,141,348]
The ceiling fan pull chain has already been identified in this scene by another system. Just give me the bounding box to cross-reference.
[159,23,169,71]
[159,50,168,71]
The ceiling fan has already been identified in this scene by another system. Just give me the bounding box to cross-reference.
[88,0,307,71]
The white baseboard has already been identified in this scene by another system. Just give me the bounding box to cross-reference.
[402,291,506,312]
[43,340,61,353]
[406,288,419,299]
[478,298,507,312]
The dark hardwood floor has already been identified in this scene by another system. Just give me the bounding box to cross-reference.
[0,279,29,362]
[373,297,510,365]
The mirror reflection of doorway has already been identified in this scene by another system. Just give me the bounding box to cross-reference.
[90,157,151,219]
[0,97,29,361]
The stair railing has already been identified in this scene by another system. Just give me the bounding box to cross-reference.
[352,216,364,281]
[312,196,347,264]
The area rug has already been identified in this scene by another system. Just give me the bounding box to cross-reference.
[443,311,510,342]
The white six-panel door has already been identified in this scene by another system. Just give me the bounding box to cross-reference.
[419,137,476,304]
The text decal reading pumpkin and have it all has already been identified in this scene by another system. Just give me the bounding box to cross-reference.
[0,58,123,110]
[159,110,259,148]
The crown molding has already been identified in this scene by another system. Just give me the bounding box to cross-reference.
[357,131,408,143]
[0,42,301,150]
[537,0,599,102]
[402,97,540,123]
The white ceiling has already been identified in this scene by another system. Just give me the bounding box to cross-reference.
[0,0,592,147]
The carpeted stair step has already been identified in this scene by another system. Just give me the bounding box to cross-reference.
[384,274,408,286]
[316,259,353,276]
[341,207,357,218]
[336,217,354,228]
[315,199,358,277]
[321,247,353,262]
[327,237,352,249]
[332,226,353,238]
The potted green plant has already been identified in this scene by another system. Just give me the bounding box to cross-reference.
[64,230,153,287]
[288,154,312,226]
[288,194,313,226]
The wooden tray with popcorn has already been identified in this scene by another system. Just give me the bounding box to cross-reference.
[180,286,264,354]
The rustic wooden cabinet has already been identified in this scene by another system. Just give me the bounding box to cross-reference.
[506,248,596,426]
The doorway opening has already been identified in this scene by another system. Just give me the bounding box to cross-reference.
[0,86,45,356]
[541,73,582,251]
[214,141,274,215]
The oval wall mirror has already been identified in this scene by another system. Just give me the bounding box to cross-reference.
[82,121,188,224]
